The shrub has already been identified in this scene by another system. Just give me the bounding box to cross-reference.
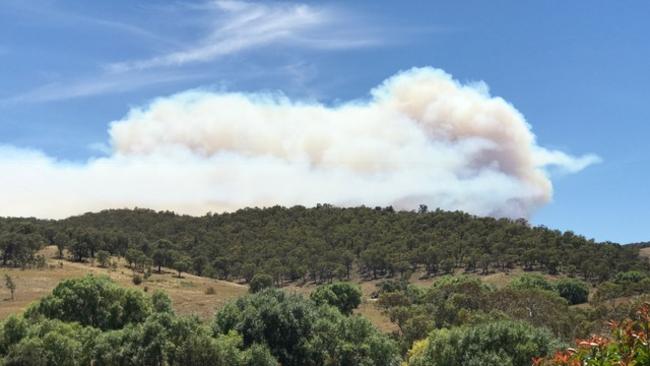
[132,274,143,285]
[404,320,558,366]
[508,274,555,292]
[25,275,151,330]
[421,275,492,327]
[4,274,16,301]
[486,288,574,338]
[595,276,650,302]
[538,302,650,365]
[376,278,410,294]
[213,289,400,366]
[310,282,362,315]
[2,319,98,366]
[555,278,589,305]
[96,250,110,268]
[33,255,47,269]
[614,270,647,284]
[151,290,174,314]
[249,274,274,293]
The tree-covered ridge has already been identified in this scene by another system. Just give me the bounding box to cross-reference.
[0,206,647,284]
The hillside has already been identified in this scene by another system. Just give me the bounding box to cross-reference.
[2,208,650,365]
[0,246,246,320]
[1,206,645,288]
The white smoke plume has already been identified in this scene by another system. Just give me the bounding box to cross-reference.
[0,67,599,219]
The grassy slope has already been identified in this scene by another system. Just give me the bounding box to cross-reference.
[0,246,246,321]
[1,246,595,333]
[639,247,650,260]
[0,246,401,331]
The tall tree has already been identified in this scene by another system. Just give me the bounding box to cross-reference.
[4,274,15,300]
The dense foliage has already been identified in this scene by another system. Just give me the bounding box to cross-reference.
[377,273,650,364]
[1,206,646,287]
[25,275,151,330]
[310,282,362,315]
[538,302,650,366]
[594,270,650,302]
[0,276,399,366]
[214,288,399,366]
[377,275,582,348]
[403,320,559,366]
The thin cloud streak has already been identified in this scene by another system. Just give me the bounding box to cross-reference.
[107,1,379,73]
[1,73,205,104]
[2,1,178,48]
[2,1,382,104]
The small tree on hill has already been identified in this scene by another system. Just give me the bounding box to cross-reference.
[249,273,274,293]
[152,239,174,273]
[4,274,16,300]
[96,250,110,268]
[173,257,191,278]
[53,232,68,259]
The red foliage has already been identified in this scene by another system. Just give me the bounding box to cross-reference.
[537,303,650,366]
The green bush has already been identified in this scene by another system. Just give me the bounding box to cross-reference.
[96,250,110,268]
[595,275,650,301]
[151,290,174,314]
[213,289,400,366]
[405,320,558,366]
[555,278,589,305]
[310,282,362,315]
[1,287,276,366]
[132,274,143,285]
[486,288,574,338]
[614,270,647,284]
[248,274,274,294]
[508,274,555,292]
[25,275,151,330]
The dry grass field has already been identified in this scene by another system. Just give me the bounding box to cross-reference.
[1,246,575,333]
[0,246,247,321]
[638,247,650,260]
[0,246,398,331]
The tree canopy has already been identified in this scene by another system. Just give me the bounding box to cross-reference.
[1,206,645,287]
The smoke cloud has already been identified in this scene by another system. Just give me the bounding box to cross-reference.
[0,67,599,219]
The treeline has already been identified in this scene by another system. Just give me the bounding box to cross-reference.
[1,206,647,284]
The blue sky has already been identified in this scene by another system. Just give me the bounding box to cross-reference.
[0,1,648,243]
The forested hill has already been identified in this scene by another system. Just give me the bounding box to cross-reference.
[1,206,646,283]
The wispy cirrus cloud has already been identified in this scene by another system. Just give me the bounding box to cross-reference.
[1,72,205,104]
[107,1,379,73]
[3,1,380,103]
[1,0,177,48]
